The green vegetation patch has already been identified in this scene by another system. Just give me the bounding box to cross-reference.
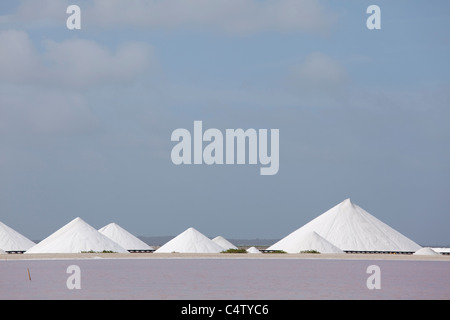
[221,248,247,253]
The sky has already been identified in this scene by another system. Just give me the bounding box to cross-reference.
[0,0,449,246]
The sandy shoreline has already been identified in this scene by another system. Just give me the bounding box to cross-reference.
[2,252,449,261]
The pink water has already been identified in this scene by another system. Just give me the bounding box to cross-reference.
[0,258,448,299]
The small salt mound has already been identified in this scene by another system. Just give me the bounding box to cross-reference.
[269,231,343,254]
[246,246,261,254]
[0,248,7,254]
[413,247,440,255]
[155,227,224,253]
[432,247,450,254]
[25,217,128,254]
[212,236,238,250]
[99,223,154,251]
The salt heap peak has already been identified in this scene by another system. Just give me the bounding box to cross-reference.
[212,236,238,250]
[25,217,129,254]
[269,198,422,253]
[0,220,35,252]
[99,222,154,251]
[155,227,224,253]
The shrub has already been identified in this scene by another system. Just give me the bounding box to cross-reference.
[221,248,247,253]
[300,250,320,254]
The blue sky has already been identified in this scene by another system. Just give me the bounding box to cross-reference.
[0,0,449,245]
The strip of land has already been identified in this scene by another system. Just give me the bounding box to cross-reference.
[1,252,449,261]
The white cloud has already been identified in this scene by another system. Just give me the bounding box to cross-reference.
[0,0,69,27]
[2,0,337,35]
[15,0,69,23]
[0,86,97,135]
[0,30,41,82]
[42,39,154,88]
[0,29,155,89]
[88,0,337,35]
[286,52,350,104]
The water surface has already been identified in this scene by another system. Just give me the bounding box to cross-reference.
[0,258,448,299]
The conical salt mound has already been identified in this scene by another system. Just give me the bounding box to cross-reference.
[212,236,238,250]
[432,247,450,255]
[0,248,7,254]
[246,246,262,254]
[99,223,154,251]
[25,217,128,254]
[0,220,35,252]
[273,231,343,254]
[269,199,422,253]
[413,247,439,256]
[155,227,224,253]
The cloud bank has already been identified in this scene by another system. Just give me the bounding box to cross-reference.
[2,0,337,35]
[0,29,154,89]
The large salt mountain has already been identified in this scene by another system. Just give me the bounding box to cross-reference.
[268,198,422,253]
[25,217,128,254]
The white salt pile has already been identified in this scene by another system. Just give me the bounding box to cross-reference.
[413,247,440,255]
[0,248,7,254]
[246,246,262,254]
[155,227,224,253]
[212,236,238,250]
[271,231,343,254]
[0,220,36,252]
[99,222,154,251]
[269,198,422,253]
[432,247,450,254]
[25,217,129,254]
